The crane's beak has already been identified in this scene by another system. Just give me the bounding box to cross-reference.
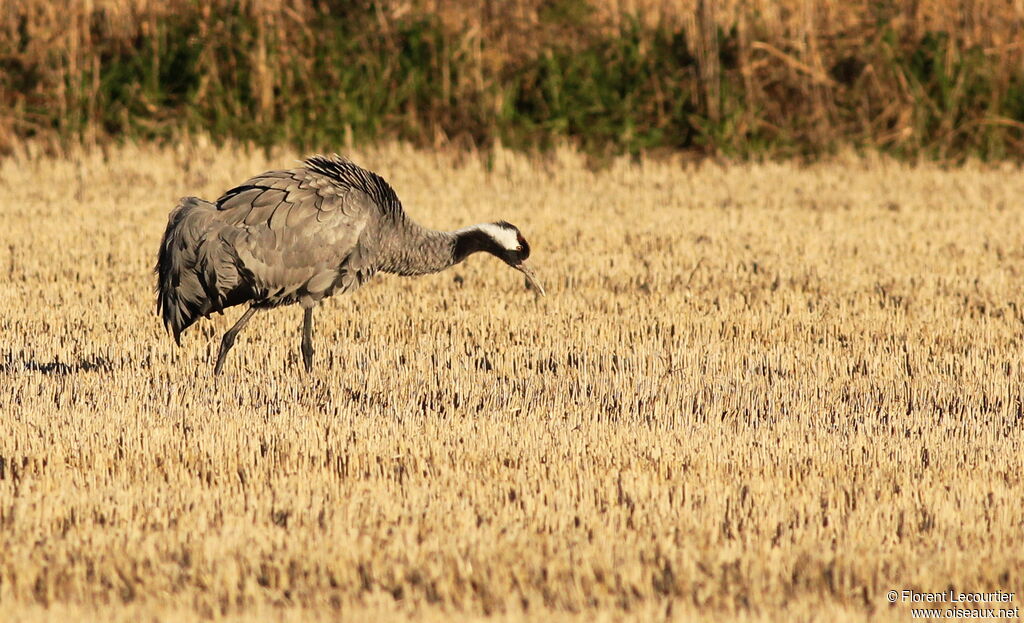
[514,261,545,296]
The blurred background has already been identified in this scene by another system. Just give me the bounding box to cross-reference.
[2,0,1023,161]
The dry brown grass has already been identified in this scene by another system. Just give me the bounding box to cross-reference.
[0,141,1022,622]
[4,0,1024,157]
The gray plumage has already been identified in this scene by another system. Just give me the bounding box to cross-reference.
[156,155,543,374]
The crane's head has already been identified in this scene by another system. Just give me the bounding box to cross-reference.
[456,222,545,296]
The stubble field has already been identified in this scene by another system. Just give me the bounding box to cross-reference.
[0,142,1022,622]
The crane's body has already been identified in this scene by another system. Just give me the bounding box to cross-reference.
[156,155,542,374]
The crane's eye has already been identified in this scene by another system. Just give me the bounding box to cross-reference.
[515,245,523,252]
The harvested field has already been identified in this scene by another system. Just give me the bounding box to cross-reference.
[0,143,1022,621]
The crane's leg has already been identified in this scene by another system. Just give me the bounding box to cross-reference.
[214,306,258,376]
[301,307,315,373]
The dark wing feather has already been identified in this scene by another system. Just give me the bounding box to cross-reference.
[303,154,404,218]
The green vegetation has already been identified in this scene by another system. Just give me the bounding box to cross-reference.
[2,0,1023,160]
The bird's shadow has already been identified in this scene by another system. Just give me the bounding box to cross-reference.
[2,353,113,376]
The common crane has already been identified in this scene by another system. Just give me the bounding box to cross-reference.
[156,155,543,374]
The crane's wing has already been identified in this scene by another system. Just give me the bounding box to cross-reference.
[214,168,383,303]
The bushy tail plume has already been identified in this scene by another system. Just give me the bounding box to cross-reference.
[155,197,240,344]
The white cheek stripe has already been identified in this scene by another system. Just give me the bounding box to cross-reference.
[473,223,520,251]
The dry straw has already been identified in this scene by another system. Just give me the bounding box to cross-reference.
[0,140,1021,621]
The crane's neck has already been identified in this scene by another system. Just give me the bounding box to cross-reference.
[376,219,502,277]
